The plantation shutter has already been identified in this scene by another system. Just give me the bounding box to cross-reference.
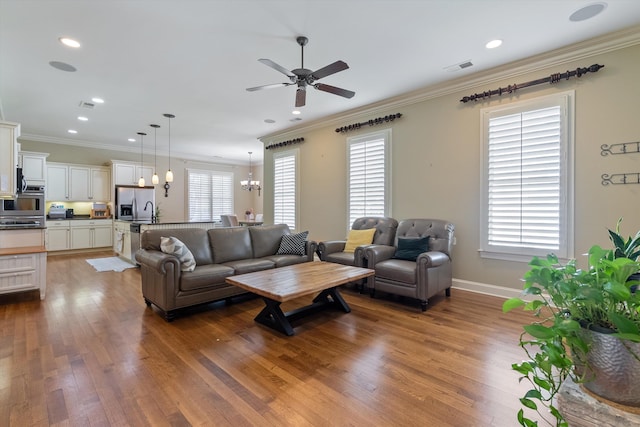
[274,153,296,230]
[188,169,233,222]
[348,136,386,225]
[487,106,561,251]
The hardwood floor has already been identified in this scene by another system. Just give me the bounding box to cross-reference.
[1,251,544,426]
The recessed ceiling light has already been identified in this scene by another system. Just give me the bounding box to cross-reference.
[91,97,104,104]
[49,61,76,72]
[128,138,136,142]
[292,110,301,115]
[68,129,78,134]
[264,119,276,123]
[485,39,503,49]
[570,2,607,22]
[59,37,80,48]
[77,116,88,121]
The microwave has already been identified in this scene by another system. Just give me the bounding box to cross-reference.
[0,192,45,217]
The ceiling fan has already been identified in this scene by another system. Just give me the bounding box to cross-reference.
[246,36,355,107]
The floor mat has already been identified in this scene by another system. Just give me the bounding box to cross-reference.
[86,257,136,272]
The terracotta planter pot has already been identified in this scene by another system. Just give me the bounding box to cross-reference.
[577,327,640,407]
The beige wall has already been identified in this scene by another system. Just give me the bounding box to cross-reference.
[261,40,640,292]
[17,140,263,222]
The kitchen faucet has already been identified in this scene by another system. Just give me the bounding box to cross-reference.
[144,201,156,223]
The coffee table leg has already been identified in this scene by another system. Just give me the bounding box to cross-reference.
[255,297,295,336]
[312,287,351,313]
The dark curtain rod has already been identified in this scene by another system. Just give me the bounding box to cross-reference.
[459,64,604,103]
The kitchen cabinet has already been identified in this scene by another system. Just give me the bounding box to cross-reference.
[0,246,47,300]
[46,220,70,251]
[112,161,153,186]
[113,220,132,261]
[70,219,113,249]
[19,151,48,186]
[0,121,20,197]
[47,163,111,202]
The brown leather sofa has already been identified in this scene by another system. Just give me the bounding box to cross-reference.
[135,224,316,321]
[364,219,454,311]
[317,216,399,267]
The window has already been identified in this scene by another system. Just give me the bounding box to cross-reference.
[187,169,233,222]
[347,129,391,226]
[480,91,574,261]
[273,149,298,230]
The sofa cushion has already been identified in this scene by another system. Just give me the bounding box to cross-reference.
[393,236,429,261]
[276,230,308,256]
[344,228,376,253]
[160,236,197,272]
[324,251,358,266]
[179,264,235,292]
[222,258,275,275]
[262,254,311,268]
[208,227,253,264]
[249,224,291,258]
[142,228,213,265]
[374,259,417,284]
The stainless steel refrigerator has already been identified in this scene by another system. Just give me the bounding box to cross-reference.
[115,185,156,221]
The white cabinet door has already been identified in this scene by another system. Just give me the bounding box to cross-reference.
[113,163,136,185]
[20,152,48,185]
[70,226,92,249]
[46,163,69,201]
[69,166,90,201]
[47,227,70,250]
[91,167,111,201]
[139,165,154,185]
[0,121,19,197]
[93,225,113,247]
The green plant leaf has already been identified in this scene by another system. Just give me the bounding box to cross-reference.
[503,298,526,313]
[520,397,537,410]
[532,376,551,391]
[610,312,640,335]
[523,324,555,340]
[612,333,640,343]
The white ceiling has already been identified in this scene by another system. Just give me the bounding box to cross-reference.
[1,1,640,166]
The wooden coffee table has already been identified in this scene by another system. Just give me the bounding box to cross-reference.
[226,261,374,336]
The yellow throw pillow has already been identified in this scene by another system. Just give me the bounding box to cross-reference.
[343,228,376,253]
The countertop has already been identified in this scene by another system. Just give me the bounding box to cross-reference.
[46,215,113,221]
[114,219,220,225]
[0,245,47,255]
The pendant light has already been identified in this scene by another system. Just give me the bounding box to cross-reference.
[164,113,175,184]
[137,132,146,187]
[150,124,160,185]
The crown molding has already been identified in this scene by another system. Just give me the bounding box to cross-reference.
[260,25,640,142]
[18,132,243,166]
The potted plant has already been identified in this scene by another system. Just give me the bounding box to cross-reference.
[503,243,640,427]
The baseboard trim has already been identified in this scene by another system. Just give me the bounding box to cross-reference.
[452,278,526,300]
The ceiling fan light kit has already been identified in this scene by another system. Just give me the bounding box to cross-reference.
[247,36,355,107]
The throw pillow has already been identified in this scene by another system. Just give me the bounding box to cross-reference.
[343,228,376,253]
[276,231,309,256]
[393,236,430,261]
[160,236,197,272]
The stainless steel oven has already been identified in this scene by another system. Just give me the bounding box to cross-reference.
[0,191,45,217]
[0,215,45,229]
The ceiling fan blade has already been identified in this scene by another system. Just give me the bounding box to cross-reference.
[310,60,349,80]
[314,83,355,99]
[295,88,306,107]
[258,58,295,78]
[246,82,292,92]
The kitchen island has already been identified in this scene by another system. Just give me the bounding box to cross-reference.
[114,220,221,263]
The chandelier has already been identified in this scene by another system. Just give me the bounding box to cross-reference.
[240,151,261,196]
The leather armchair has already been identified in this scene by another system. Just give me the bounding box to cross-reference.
[364,219,454,311]
[317,217,398,268]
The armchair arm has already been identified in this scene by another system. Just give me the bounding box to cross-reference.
[135,249,182,311]
[416,251,450,268]
[364,244,397,266]
[305,240,318,262]
[317,240,346,260]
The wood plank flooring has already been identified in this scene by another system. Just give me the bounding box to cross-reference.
[0,251,545,426]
